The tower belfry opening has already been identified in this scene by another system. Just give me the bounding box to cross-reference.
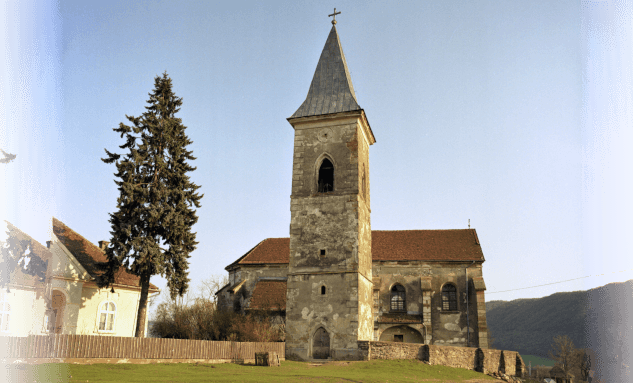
[318,159,334,193]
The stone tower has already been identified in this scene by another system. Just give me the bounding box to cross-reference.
[285,24,376,360]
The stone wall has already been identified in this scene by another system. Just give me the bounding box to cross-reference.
[357,341,525,377]
[219,264,288,312]
[427,344,479,371]
[286,113,374,360]
[373,262,486,347]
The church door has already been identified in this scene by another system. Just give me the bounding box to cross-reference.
[312,327,330,359]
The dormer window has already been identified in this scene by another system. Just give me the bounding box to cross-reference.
[318,159,334,193]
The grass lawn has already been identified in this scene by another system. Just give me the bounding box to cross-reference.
[4,360,499,383]
[520,355,556,367]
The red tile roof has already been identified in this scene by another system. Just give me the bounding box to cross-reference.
[52,218,159,291]
[248,280,286,310]
[228,238,290,267]
[229,229,484,267]
[372,230,484,262]
[2,221,52,288]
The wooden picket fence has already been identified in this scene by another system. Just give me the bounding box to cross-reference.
[0,335,285,361]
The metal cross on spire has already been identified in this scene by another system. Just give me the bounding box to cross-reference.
[329,8,341,25]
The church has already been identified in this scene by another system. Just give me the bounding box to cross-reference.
[217,17,489,361]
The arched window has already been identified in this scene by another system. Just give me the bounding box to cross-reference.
[390,284,406,312]
[442,284,458,311]
[318,159,334,193]
[98,301,116,331]
[321,286,326,295]
[0,296,10,333]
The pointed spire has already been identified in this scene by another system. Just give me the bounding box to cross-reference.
[290,26,362,119]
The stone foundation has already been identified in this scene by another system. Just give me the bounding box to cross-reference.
[357,341,525,377]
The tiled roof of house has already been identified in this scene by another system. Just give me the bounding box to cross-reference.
[2,221,52,288]
[248,280,286,311]
[290,26,362,119]
[229,229,484,267]
[52,218,159,291]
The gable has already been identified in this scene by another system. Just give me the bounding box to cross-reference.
[1,221,52,288]
[49,238,91,280]
[229,229,484,267]
[52,218,159,291]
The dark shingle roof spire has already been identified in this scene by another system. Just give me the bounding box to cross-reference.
[290,24,362,119]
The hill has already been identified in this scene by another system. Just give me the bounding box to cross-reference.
[486,279,633,382]
[486,291,587,357]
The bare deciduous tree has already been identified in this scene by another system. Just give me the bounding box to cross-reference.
[549,335,578,378]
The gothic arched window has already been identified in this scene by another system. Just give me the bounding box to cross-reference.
[442,284,458,311]
[390,284,406,312]
[318,159,334,193]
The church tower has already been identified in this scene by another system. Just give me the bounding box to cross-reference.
[285,19,376,360]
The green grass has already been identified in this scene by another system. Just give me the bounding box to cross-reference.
[5,360,498,383]
[520,354,556,367]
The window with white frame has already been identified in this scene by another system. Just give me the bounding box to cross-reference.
[0,297,10,333]
[98,301,116,332]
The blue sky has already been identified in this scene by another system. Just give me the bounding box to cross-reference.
[2,0,632,306]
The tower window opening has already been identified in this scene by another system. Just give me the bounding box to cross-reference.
[318,159,334,193]
[320,249,326,256]
[321,286,326,295]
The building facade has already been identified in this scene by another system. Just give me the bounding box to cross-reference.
[217,23,489,360]
[0,219,159,337]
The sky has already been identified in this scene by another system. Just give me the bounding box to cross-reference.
[1,0,632,308]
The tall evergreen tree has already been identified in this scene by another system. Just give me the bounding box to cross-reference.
[100,72,202,337]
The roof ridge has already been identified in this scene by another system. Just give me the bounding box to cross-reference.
[52,217,103,254]
[226,238,269,269]
[52,217,159,291]
[4,220,51,254]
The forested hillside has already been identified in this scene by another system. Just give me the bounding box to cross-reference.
[486,291,587,356]
[485,279,633,382]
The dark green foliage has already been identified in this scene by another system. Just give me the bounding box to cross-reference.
[100,72,202,335]
[486,291,587,357]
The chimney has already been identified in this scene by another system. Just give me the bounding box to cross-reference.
[98,241,109,251]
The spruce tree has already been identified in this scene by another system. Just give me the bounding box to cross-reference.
[100,72,202,337]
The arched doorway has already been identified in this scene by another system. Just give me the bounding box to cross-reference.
[379,325,424,343]
[51,290,65,334]
[313,327,330,359]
